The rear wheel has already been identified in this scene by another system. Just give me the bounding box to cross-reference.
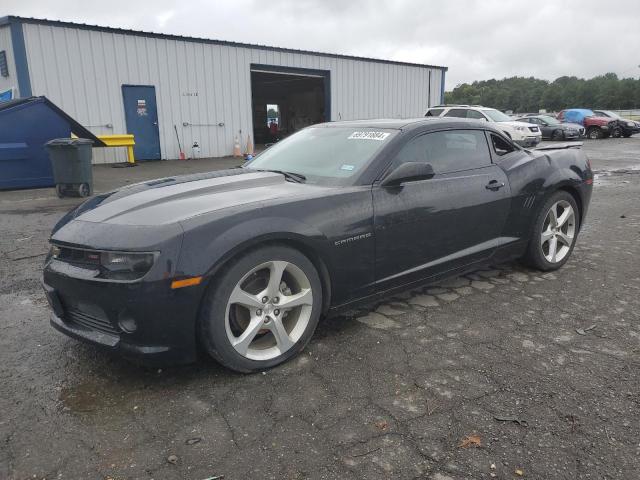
[587,127,603,140]
[523,191,580,271]
[78,183,91,197]
[199,245,322,372]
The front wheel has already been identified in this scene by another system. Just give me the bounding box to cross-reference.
[587,127,603,140]
[199,245,323,372]
[522,191,580,271]
[552,129,565,141]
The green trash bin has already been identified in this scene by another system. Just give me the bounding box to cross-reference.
[45,138,94,198]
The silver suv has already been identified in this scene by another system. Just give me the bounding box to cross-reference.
[426,105,542,147]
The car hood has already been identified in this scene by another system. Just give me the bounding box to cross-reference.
[64,169,327,226]
[499,120,542,130]
[559,123,583,130]
[585,115,614,125]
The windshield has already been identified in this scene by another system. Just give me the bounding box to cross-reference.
[540,116,560,125]
[245,127,396,185]
[483,109,512,122]
[597,110,618,119]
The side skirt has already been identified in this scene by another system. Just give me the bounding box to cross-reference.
[326,239,528,317]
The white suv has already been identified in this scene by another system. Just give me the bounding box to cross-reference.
[425,105,542,147]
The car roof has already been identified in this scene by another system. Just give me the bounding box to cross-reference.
[316,117,501,132]
[428,105,497,111]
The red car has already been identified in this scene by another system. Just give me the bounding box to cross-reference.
[557,109,617,139]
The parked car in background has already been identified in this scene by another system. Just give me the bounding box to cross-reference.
[593,110,640,138]
[516,115,584,140]
[557,109,617,140]
[425,105,542,147]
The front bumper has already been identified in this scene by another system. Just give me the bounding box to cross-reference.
[42,269,206,366]
[564,130,583,139]
[620,125,640,136]
[514,135,542,147]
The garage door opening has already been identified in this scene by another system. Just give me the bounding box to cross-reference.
[250,65,330,149]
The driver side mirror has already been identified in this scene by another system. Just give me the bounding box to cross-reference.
[381,162,435,187]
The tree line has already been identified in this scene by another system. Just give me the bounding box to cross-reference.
[444,73,640,113]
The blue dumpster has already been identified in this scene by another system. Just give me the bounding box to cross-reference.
[0,96,104,190]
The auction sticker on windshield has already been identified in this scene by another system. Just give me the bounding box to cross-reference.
[348,131,391,141]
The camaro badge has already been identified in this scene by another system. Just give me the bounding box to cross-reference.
[334,232,373,246]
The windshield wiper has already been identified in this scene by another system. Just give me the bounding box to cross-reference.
[255,169,306,183]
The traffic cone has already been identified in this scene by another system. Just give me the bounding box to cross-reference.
[246,134,254,156]
[233,136,242,157]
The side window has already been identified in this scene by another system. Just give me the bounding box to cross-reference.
[526,118,538,124]
[425,108,444,117]
[444,108,468,118]
[466,110,487,120]
[393,130,492,174]
[490,134,516,156]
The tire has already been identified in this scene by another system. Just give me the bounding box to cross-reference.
[198,245,323,372]
[611,127,622,138]
[55,184,65,198]
[522,191,580,271]
[587,127,603,140]
[552,129,564,141]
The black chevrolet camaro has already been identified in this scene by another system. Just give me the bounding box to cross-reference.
[43,118,593,372]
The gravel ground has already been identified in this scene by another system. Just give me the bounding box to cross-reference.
[1,138,639,480]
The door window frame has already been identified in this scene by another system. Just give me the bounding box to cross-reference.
[375,127,495,184]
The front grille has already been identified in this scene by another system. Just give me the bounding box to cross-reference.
[66,308,120,336]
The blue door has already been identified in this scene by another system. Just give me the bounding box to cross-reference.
[122,85,161,160]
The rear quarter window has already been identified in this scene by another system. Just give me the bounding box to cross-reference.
[490,133,516,157]
[425,108,444,117]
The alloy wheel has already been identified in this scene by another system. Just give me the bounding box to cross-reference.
[540,200,576,263]
[225,260,313,361]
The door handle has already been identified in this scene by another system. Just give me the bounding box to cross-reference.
[485,180,505,191]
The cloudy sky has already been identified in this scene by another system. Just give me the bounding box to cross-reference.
[4,0,640,88]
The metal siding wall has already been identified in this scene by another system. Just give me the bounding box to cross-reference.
[0,26,17,95]
[21,22,445,163]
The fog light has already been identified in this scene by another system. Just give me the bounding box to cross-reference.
[118,316,138,333]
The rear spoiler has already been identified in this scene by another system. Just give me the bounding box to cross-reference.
[534,142,583,151]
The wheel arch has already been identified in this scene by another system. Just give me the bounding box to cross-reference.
[202,233,333,316]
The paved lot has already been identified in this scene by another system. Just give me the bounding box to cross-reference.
[1,138,639,479]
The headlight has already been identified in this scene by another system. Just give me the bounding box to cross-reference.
[100,252,156,280]
[49,245,157,281]
[514,126,526,132]
[627,121,634,127]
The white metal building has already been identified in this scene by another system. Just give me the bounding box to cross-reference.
[0,16,447,164]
